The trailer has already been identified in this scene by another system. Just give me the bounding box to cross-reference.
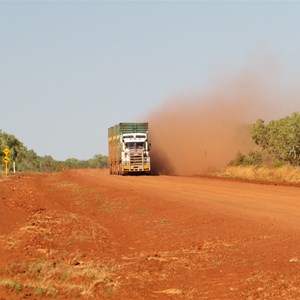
[108,123,151,175]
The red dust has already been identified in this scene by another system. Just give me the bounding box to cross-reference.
[148,67,299,175]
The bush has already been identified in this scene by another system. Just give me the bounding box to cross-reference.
[229,150,263,166]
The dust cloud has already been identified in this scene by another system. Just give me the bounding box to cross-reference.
[148,66,299,175]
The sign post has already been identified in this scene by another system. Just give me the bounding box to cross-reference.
[2,148,11,176]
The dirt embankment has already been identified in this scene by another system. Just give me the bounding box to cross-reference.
[0,169,300,299]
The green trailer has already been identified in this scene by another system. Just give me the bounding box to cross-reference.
[108,123,151,175]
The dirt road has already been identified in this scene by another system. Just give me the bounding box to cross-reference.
[0,169,300,299]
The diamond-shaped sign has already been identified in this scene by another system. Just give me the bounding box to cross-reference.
[3,148,10,155]
[3,156,10,164]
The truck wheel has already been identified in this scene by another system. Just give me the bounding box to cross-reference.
[117,164,123,175]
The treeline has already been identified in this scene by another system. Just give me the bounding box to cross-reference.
[0,130,108,172]
[230,112,300,167]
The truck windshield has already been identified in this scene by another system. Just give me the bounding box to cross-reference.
[126,142,144,149]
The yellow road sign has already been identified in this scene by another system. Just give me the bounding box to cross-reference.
[3,156,10,164]
[3,148,10,155]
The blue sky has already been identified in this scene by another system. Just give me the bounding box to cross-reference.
[1,1,299,160]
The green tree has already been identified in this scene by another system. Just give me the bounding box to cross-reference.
[17,149,40,171]
[251,113,300,166]
[39,155,59,172]
[1,129,108,172]
[88,154,108,168]
[0,130,27,162]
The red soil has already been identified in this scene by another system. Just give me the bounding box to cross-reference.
[0,169,300,299]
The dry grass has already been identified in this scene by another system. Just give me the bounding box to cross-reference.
[218,165,300,183]
[0,278,23,292]
[153,288,183,295]
[0,260,118,298]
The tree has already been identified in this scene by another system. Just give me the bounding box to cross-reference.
[0,130,27,162]
[40,155,59,172]
[17,149,40,171]
[0,129,108,172]
[88,154,108,168]
[251,113,300,166]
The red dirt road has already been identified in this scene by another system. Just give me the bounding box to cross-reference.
[0,169,300,299]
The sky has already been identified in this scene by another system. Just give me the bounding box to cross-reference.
[0,1,300,160]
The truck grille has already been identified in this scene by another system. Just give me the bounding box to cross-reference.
[130,153,143,165]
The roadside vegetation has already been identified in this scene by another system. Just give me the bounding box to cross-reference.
[220,165,300,183]
[2,112,299,182]
[218,112,300,182]
[0,260,117,298]
[0,130,108,173]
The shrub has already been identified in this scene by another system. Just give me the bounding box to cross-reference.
[229,150,263,166]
